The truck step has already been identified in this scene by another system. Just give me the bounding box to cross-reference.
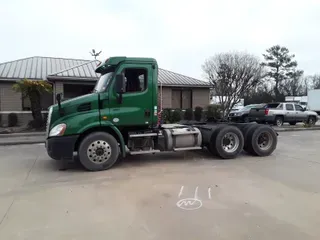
[171,131,199,136]
[129,149,161,155]
[173,147,202,151]
[129,133,159,138]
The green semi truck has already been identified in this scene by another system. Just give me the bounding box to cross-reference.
[45,56,278,171]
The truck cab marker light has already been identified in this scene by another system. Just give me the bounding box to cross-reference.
[102,116,108,120]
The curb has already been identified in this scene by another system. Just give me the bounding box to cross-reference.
[0,140,45,146]
[0,132,45,138]
[275,127,320,132]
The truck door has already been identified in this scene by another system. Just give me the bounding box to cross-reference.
[294,104,307,122]
[108,63,154,127]
[284,103,296,122]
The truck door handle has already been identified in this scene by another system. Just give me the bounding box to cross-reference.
[144,109,150,117]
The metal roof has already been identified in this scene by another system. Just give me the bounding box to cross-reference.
[0,56,209,87]
[0,56,88,81]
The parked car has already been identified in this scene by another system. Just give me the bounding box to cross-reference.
[248,102,319,126]
[228,104,265,123]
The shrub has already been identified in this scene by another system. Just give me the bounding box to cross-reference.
[194,106,203,121]
[184,108,193,120]
[161,108,172,123]
[172,109,182,123]
[206,104,222,120]
[8,113,18,127]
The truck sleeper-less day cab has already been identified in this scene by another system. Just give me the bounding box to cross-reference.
[45,57,278,171]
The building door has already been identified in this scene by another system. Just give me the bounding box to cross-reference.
[171,89,192,109]
[172,90,181,109]
[182,89,192,109]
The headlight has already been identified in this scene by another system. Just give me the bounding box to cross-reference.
[49,123,67,137]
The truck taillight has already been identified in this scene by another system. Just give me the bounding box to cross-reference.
[264,108,269,115]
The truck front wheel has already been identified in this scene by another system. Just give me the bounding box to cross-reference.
[78,132,119,171]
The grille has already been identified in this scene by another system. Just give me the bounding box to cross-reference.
[46,107,53,137]
[77,102,91,112]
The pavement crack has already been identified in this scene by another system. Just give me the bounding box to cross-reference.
[25,156,38,182]
[0,198,15,227]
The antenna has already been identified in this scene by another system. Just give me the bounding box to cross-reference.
[89,49,102,59]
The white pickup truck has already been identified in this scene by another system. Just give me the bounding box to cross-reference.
[248,102,319,126]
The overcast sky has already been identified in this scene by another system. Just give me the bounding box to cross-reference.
[0,0,319,80]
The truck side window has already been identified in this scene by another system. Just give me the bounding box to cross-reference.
[286,104,294,111]
[295,104,303,111]
[123,68,147,93]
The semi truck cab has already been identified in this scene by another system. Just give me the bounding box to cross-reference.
[46,56,278,171]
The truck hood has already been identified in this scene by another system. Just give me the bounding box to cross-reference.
[51,93,99,116]
[305,110,318,116]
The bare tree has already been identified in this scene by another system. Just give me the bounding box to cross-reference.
[202,51,265,117]
[308,74,320,89]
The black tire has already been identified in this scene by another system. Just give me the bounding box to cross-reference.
[78,132,120,171]
[289,122,296,126]
[308,116,316,126]
[209,125,244,159]
[241,123,261,152]
[246,125,277,156]
[205,124,227,155]
[274,116,283,127]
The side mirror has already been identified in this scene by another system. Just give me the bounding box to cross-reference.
[115,74,125,104]
[56,93,62,102]
[55,93,64,116]
[115,74,125,94]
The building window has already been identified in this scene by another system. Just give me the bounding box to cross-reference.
[22,91,53,111]
[172,89,192,109]
[63,84,95,100]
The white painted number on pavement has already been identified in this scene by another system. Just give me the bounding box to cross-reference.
[176,186,212,211]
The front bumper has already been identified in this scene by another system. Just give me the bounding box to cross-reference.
[46,135,79,160]
[228,116,244,122]
[248,115,275,123]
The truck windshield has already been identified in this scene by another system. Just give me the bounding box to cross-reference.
[94,72,114,93]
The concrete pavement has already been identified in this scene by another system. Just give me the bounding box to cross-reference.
[0,131,320,239]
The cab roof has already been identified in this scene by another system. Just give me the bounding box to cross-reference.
[95,56,157,74]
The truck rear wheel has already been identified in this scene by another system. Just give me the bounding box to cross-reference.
[208,125,244,159]
[308,116,316,126]
[246,125,277,156]
[274,116,283,127]
[78,132,119,171]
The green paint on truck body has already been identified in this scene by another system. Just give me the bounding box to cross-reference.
[47,57,159,156]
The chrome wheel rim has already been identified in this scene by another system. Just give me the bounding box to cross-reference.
[276,119,282,126]
[309,118,314,125]
[87,140,112,164]
[221,132,240,153]
[257,132,273,150]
